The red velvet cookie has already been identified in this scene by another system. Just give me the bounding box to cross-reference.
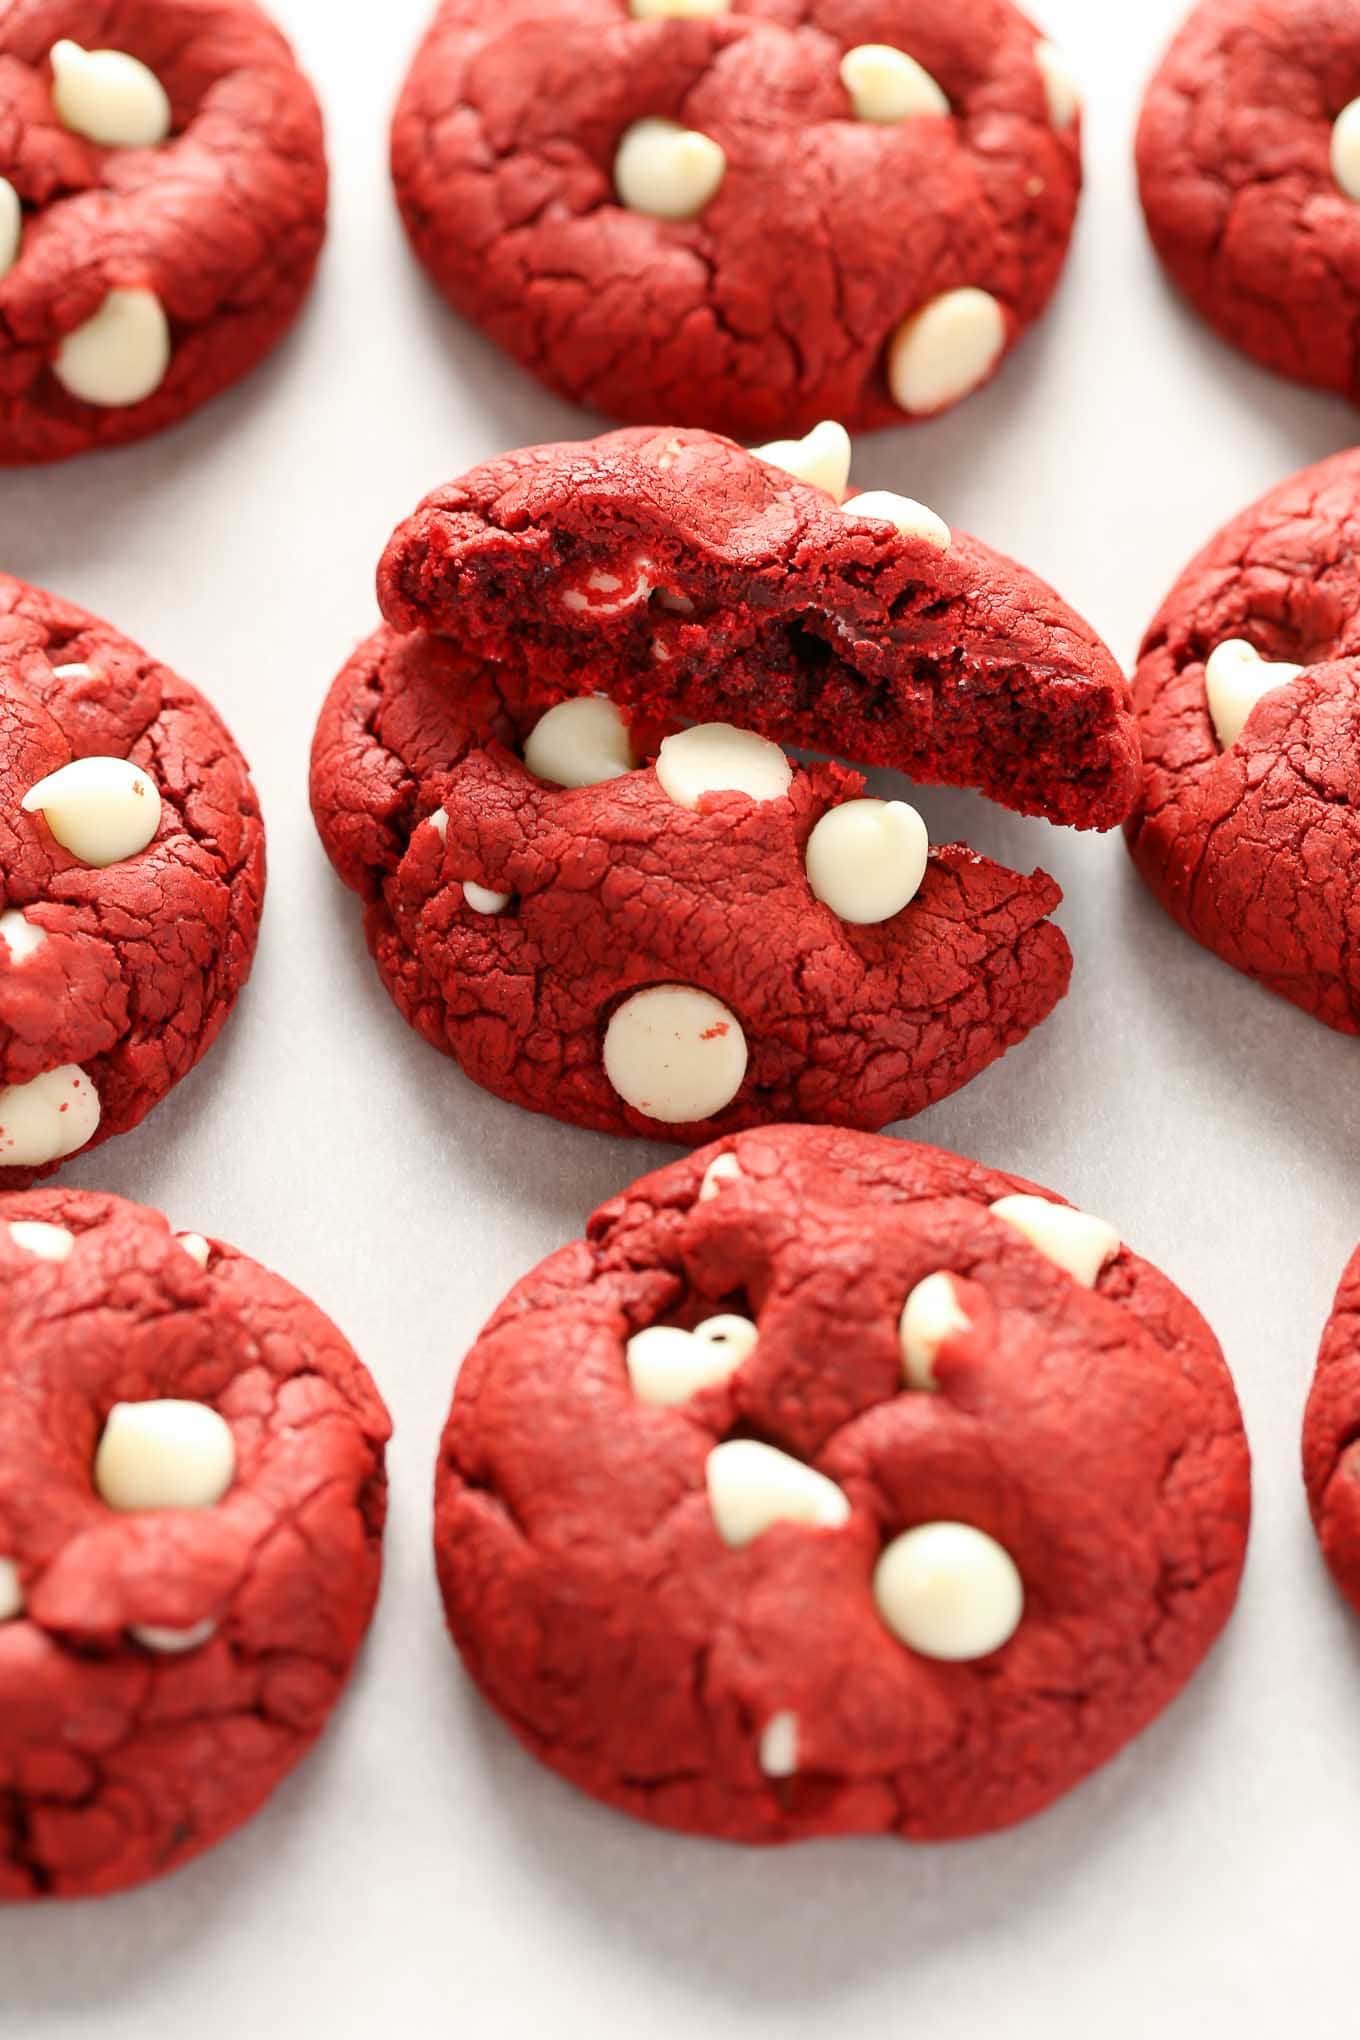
[390,0,1082,437]
[0,1,327,464]
[1304,1244,1360,1616]
[313,425,1135,1142]
[0,1189,390,1899]
[1138,0,1360,401]
[435,1125,1251,1843]
[1126,449,1360,1032]
[0,574,266,1182]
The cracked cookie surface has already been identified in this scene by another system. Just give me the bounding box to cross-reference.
[1304,1243,1360,1618]
[435,1125,1251,1843]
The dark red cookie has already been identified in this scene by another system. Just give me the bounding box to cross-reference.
[435,1125,1251,1844]
[0,1188,390,1899]
[1305,1244,1360,1615]
[1126,449,1360,1032]
[390,0,1082,437]
[0,1,327,464]
[1138,0,1360,401]
[314,426,1135,1142]
[0,574,266,1182]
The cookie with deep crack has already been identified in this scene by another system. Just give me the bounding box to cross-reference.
[390,0,1082,436]
[0,2,327,464]
[0,1189,390,1899]
[0,574,266,1181]
[434,1125,1251,1843]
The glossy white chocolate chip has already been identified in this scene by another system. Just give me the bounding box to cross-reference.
[463,881,511,914]
[1333,98,1360,201]
[656,723,792,810]
[1035,41,1079,129]
[751,420,852,501]
[428,807,449,841]
[840,490,950,551]
[130,1619,217,1654]
[0,178,20,280]
[989,1194,1119,1287]
[0,1559,22,1623]
[699,1151,743,1201]
[8,1220,75,1263]
[759,1710,799,1778]
[707,1439,850,1548]
[840,44,948,122]
[176,1232,211,1269]
[615,117,726,220]
[524,696,634,789]
[94,1400,236,1513]
[54,287,171,408]
[887,288,1007,416]
[604,984,747,1122]
[0,1066,100,1166]
[805,798,929,925]
[23,755,161,867]
[874,1521,1023,1660]
[50,40,171,148]
[0,909,47,963]
[899,1272,970,1391]
[630,0,729,13]
[626,1312,757,1406]
[1204,639,1305,750]
[51,662,97,682]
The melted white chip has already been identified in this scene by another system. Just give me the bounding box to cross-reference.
[759,1710,799,1778]
[54,287,171,408]
[989,1194,1119,1287]
[561,562,654,616]
[1204,638,1305,750]
[899,1272,970,1391]
[50,40,171,148]
[130,1619,217,1654]
[0,1558,22,1622]
[1333,98,1360,201]
[604,985,747,1123]
[840,44,949,122]
[840,490,950,550]
[524,696,634,789]
[627,1313,757,1406]
[94,1400,236,1513]
[630,0,729,12]
[887,288,1007,415]
[656,723,792,810]
[0,909,47,963]
[0,1066,100,1166]
[874,1521,1023,1660]
[176,1232,211,1269]
[1035,41,1079,128]
[463,881,511,914]
[707,1440,850,1547]
[0,177,20,280]
[699,1151,743,1202]
[751,420,852,501]
[805,798,929,925]
[23,755,161,867]
[8,1220,75,1263]
[615,117,726,220]
[428,807,449,841]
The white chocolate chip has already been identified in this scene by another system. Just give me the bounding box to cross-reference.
[0,1559,22,1622]
[1035,41,1079,129]
[0,178,20,280]
[0,909,47,963]
[524,696,634,789]
[428,807,449,841]
[887,288,1008,416]
[93,1400,236,1513]
[839,490,950,551]
[0,1066,100,1166]
[615,117,727,220]
[805,798,929,925]
[50,40,171,149]
[1333,98,1360,201]
[899,1272,970,1391]
[626,1313,757,1406]
[463,881,511,914]
[699,1151,743,1201]
[874,1521,1023,1660]
[840,44,949,123]
[989,1194,1119,1287]
[629,0,729,13]
[1204,638,1305,750]
[758,1710,799,1778]
[706,1439,850,1548]
[604,984,747,1122]
[51,662,97,682]
[130,1619,217,1654]
[53,287,171,408]
[176,1232,211,1269]
[23,755,161,867]
[562,562,654,616]
[751,420,852,502]
[656,723,792,810]
[8,1220,75,1263]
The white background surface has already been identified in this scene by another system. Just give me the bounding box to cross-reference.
[3,0,1359,2031]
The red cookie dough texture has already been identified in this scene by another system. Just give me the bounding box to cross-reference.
[1138,0,1360,400]
[390,0,1082,436]
[0,1,327,464]
[311,424,1136,1142]
[0,1189,390,1899]
[1126,448,1360,1032]
[435,1125,1251,1843]
[1304,1243,1360,1617]
[0,574,265,1183]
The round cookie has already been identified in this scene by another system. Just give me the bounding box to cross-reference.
[1303,1243,1360,1617]
[1138,0,1360,401]
[0,574,266,1181]
[0,1189,390,1899]
[1126,449,1360,1032]
[435,1125,1251,1843]
[0,2,327,464]
[390,0,1083,437]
